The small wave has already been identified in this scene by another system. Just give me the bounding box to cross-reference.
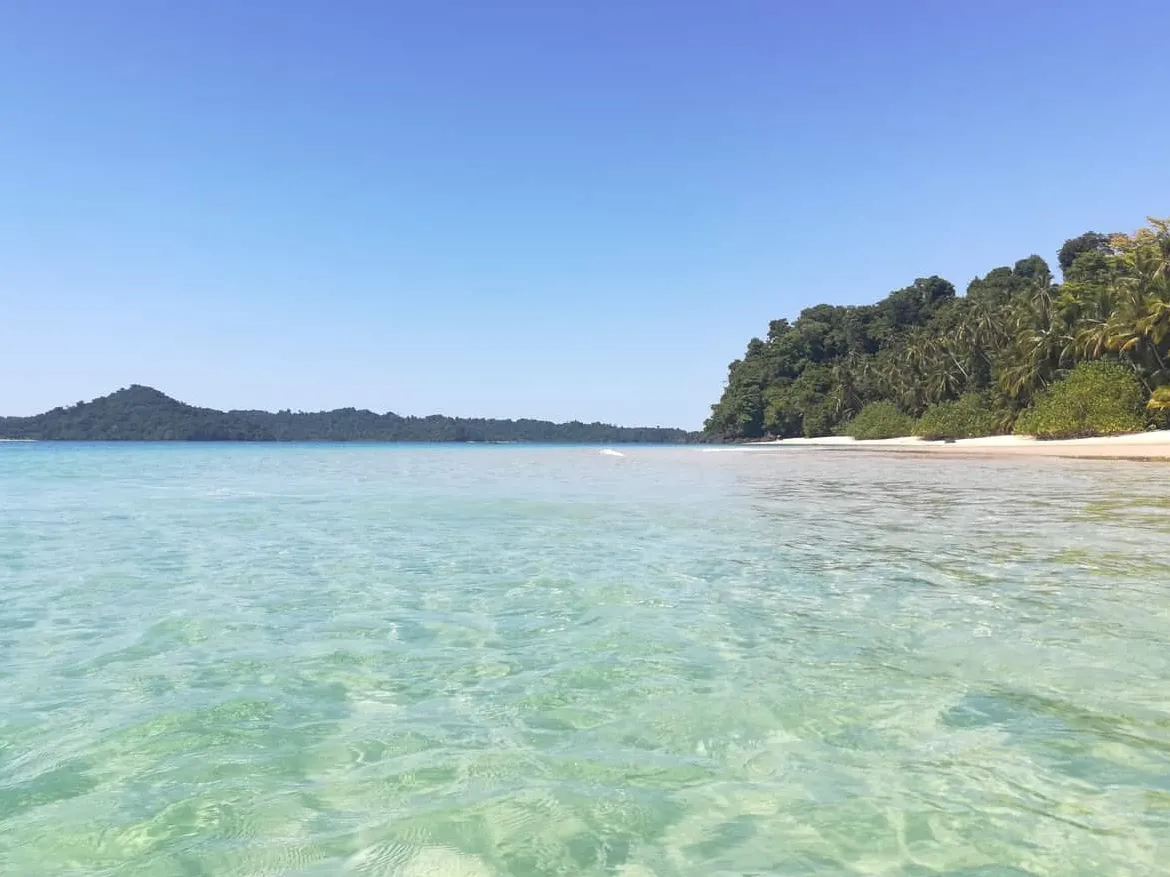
[599,449,625,457]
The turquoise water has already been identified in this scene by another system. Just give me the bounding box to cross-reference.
[2,444,1169,876]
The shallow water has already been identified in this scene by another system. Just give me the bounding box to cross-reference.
[2,443,1169,876]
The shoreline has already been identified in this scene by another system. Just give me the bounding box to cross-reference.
[740,430,1170,461]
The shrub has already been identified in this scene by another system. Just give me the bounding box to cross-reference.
[842,402,914,440]
[914,393,1001,440]
[1148,387,1170,430]
[1014,361,1145,439]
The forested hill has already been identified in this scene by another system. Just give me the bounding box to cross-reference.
[0,386,694,443]
[705,217,1170,441]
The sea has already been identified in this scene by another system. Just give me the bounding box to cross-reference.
[2,443,1168,876]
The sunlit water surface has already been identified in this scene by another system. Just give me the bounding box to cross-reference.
[2,443,1169,876]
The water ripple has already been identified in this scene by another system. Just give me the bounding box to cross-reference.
[1,444,1169,875]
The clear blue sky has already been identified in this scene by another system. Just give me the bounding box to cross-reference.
[2,1,1167,428]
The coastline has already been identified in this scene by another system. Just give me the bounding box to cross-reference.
[742,430,1170,461]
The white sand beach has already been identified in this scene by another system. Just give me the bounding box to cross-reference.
[746,430,1170,460]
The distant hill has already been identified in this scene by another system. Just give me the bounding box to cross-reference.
[0,386,695,443]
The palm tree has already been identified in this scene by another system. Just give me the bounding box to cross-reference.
[997,277,1063,403]
[829,354,865,420]
[1104,218,1170,389]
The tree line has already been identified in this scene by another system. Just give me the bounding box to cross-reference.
[0,385,695,443]
[705,217,1170,441]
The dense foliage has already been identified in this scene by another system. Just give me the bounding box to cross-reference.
[1013,362,1145,440]
[706,217,1170,441]
[0,386,694,443]
[840,402,914,440]
[914,393,1003,441]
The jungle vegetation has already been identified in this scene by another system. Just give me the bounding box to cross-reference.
[0,385,694,443]
[705,217,1170,441]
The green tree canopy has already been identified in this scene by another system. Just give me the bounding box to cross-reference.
[0,386,696,444]
[706,215,1169,442]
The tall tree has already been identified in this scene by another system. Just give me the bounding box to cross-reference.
[705,216,1169,441]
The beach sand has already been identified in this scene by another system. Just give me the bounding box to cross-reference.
[744,430,1170,461]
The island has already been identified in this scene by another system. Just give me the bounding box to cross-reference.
[0,385,695,444]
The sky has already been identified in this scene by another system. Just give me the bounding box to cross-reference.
[2,1,1168,429]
